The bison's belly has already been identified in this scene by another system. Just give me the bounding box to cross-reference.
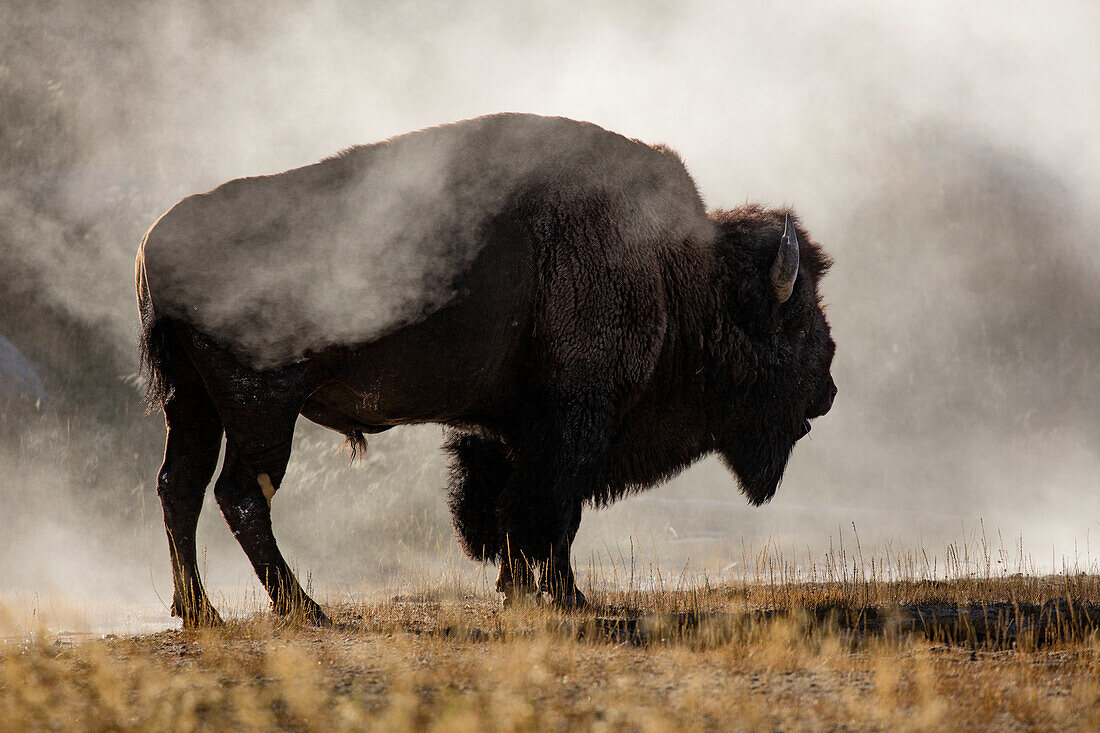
[307,319,524,428]
[299,392,394,434]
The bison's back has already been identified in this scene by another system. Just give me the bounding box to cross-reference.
[139,113,708,368]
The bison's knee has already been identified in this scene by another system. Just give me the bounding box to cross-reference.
[501,490,575,563]
[444,431,513,561]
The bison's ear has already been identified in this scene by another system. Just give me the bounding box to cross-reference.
[771,214,799,303]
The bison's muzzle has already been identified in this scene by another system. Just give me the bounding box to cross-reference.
[807,378,838,420]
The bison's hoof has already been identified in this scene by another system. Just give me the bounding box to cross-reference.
[277,604,332,627]
[550,588,589,611]
[307,607,334,627]
[174,604,224,629]
[501,589,539,609]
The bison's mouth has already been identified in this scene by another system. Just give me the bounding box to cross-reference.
[796,419,812,439]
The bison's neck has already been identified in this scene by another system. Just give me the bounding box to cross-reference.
[588,244,762,500]
[663,249,764,446]
[626,248,729,447]
[593,341,731,500]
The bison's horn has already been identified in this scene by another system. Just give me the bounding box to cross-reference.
[771,213,799,303]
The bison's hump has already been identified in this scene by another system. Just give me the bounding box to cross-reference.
[140,113,708,367]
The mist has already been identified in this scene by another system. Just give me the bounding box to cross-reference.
[2,0,1098,629]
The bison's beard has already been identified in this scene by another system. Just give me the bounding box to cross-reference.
[718,429,796,506]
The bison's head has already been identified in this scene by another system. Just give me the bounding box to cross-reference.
[708,206,836,505]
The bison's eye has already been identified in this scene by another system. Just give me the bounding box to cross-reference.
[794,316,812,341]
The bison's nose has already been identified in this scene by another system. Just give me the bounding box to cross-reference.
[808,378,836,418]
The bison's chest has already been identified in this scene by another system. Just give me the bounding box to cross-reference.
[597,408,709,494]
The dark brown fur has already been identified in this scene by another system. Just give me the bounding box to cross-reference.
[137,114,836,623]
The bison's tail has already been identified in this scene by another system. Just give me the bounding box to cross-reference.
[444,431,514,562]
[136,238,177,411]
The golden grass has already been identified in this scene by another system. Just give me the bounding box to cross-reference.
[5,562,1100,732]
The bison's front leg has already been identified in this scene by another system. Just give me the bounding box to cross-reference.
[540,500,587,609]
[501,398,608,610]
[443,431,539,606]
[500,482,587,609]
[496,549,537,608]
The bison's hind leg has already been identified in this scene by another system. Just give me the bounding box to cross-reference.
[157,347,224,628]
[179,329,329,626]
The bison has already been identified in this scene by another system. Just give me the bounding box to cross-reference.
[136,113,836,626]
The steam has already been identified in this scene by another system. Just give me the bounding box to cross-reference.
[2,0,1099,627]
[142,115,703,367]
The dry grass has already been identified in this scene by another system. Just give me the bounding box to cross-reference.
[5,553,1100,732]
